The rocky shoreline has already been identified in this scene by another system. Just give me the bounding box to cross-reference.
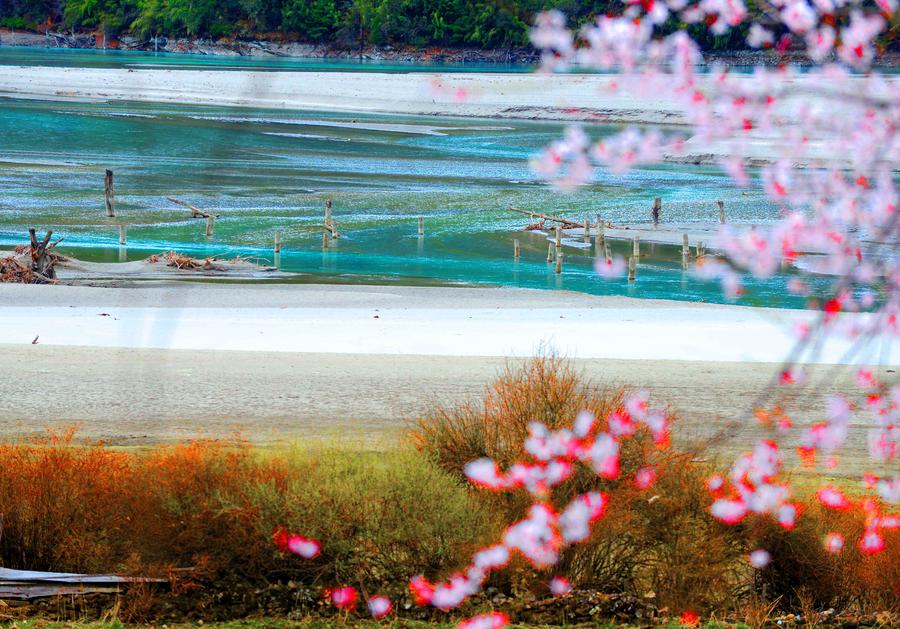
[0,27,538,64]
[9,26,900,67]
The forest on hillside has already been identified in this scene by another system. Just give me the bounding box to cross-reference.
[0,0,751,50]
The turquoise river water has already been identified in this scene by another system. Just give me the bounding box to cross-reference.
[0,48,821,307]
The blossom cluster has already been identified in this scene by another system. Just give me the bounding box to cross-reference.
[407,393,668,626]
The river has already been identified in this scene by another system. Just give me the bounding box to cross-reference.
[0,47,814,307]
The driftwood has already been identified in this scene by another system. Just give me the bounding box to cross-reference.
[509,206,585,229]
[146,251,224,271]
[1,230,64,284]
[165,196,213,218]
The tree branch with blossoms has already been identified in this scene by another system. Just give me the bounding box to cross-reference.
[276,2,898,626]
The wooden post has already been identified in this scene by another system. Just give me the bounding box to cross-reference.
[604,241,611,263]
[205,214,214,237]
[596,219,605,248]
[717,200,725,224]
[325,199,333,227]
[555,251,562,274]
[628,255,636,281]
[274,231,282,254]
[652,197,661,227]
[632,235,640,260]
[323,230,330,249]
[695,241,703,258]
[118,224,127,245]
[513,238,521,259]
[682,233,689,270]
[547,243,554,263]
[583,217,590,242]
[104,169,115,218]
[418,216,424,236]
[555,225,561,249]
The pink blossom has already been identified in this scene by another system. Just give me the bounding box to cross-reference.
[776,503,798,529]
[594,256,627,278]
[465,458,507,491]
[549,576,573,596]
[329,586,358,610]
[824,532,845,554]
[780,0,817,34]
[858,530,885,554]
[367,595,392,619]
[635,466,657,490]
[746,24,774,48]
[706,474,725,491]
[286,535,320,559]
[817,486,851,510]
[711,498,747,524]
[876,476,900,504]
[588,433,620,479]
[559,491,607,543]
[749,549,771,568]
[459,612,509,629]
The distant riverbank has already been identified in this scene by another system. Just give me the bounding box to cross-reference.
[1,27,537,65]
[8,27,897,68]
[1,61,894,167]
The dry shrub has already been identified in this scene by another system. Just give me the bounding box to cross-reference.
[754,497,900,614]
[0,431,493,616]
[411,357,744,615]
[410,355,626,473]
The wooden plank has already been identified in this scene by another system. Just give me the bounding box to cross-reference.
[0,567,163,583]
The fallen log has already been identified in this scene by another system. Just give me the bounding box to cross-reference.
[165,196,214,218]
[509,206,585,229]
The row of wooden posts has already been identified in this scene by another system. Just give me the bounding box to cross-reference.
[102,169,714,277]
[511,199,715,279]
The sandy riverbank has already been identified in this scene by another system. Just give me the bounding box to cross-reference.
[2,282,895,363]
[1,283,894,474]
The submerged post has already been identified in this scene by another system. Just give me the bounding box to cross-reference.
[274,231,282,254]
[632,235,640,260]
[682,233,689,270]
[104,169,115,218]
[717,200,725,224]
[205,215,214,237]
[514,238,521,259]
[604,241,611,263]
[118,224,127,245]
[628,255,636,281]
[555,251,562,274]
[418,216,424,236]
[652,197,661,227]
[325,199,333,227]
[583,217,590,243]
[323,230,330,249]
[547,242,554,263]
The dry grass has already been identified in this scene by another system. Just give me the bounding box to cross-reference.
[0,431,495,621]
[0,358,895,624]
